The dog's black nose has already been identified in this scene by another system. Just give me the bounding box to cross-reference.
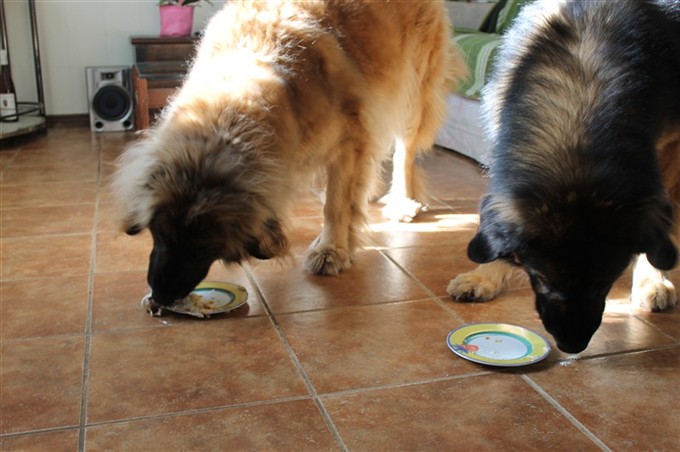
[150,292,174,307]
[556,340,589,354]
[150,287,185,307]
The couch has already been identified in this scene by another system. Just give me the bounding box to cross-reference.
[436,0,532,165]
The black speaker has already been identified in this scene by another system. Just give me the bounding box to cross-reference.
[86,66,134,132]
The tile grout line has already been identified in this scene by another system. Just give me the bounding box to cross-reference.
[632,313,680,344]
[0,370,494,438]
[555,342,680,363]
[77,136,103,452]
[0,425,81,441]
[378,248,467,325]
[0,143,21,181]
[520,374,612,452]
[242,264,349,452]
[82,394,316,431]
[317,370,492,400]
[258,292,437,318]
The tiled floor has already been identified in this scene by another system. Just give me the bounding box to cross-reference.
[1,127,679,451]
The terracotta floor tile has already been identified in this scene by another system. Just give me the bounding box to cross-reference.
[248,251,429,314]
[424,149,488,200]
[1,234,92,280]
[322,374,600,450]
[0,429,79,452]
[0,181,99,208]
[92,263,263,333]
[94,231,152,274]
[101,146,125,163]
[1,204,95,238]
[99,159,118,184]
[86,399,337,450]
[19,128,97,150]
[370,208,479,249]
[91,271,154,332]
[427,171,488,201]
[0,149,18,165]
[1,160,99,184]
[385,245,483,297]
[580,312,677,356]
[96,202,120,233]
[437,198,483,216]
[1,336,84,434]
[632,307,680,343]
[97,188,116,208]
[445,288,539,325]
[10,146,100,167]
[97,130,135,150]
[528,347,680,450]
[1,276,88,340]
[87,318,309,423]
[276,300,469,393]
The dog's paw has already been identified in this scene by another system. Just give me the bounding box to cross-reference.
[380,194,424,223]
[631,277,677,312]
[305,245,352,276]
[447,272,504,302]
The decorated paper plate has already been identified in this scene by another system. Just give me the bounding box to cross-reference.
[447,323,551,367]
[141,281,248,318]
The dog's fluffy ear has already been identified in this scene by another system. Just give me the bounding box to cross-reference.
[468,193,521,263]
[111,138,158,236]
[124,221,146,236]
[646,235,678,270]
[468,231,500,263]
[248,217,289,260]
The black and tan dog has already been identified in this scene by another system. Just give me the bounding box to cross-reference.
[448,0,680,353]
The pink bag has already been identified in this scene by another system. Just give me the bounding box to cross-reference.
[160,5,194,37]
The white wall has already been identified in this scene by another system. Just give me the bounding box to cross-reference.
[5,0,226,116]
[445,1,496,29]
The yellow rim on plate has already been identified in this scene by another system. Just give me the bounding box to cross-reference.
[447,323,551,367]
[166,281,248,316]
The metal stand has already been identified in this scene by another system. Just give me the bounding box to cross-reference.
[0,0,47,140]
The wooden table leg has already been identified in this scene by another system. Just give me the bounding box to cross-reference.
[132,66,150,130]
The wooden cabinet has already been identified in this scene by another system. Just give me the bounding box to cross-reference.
[130,35,198,130]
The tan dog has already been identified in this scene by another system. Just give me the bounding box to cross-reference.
[113,0,467,306]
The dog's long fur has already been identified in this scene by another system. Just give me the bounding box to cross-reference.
[447,0,680,353]
[113,1,467,306]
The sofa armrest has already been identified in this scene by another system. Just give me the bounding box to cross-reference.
[453,31,503,99]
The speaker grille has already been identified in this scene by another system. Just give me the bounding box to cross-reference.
[92,85,132,121]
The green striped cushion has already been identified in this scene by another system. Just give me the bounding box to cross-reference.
[453,32,503,99]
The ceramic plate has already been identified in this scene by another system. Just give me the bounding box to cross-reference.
[141,281,248,318]
[447,323,551,367]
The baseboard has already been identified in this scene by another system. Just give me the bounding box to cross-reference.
[45,114,90,128]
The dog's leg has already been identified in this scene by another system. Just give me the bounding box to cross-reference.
[381,137,426,223]
[381,35,459,224]
[305,232,352,276]
[305,145,371,276]
[447,260,518,302]
[631,253,677,311]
